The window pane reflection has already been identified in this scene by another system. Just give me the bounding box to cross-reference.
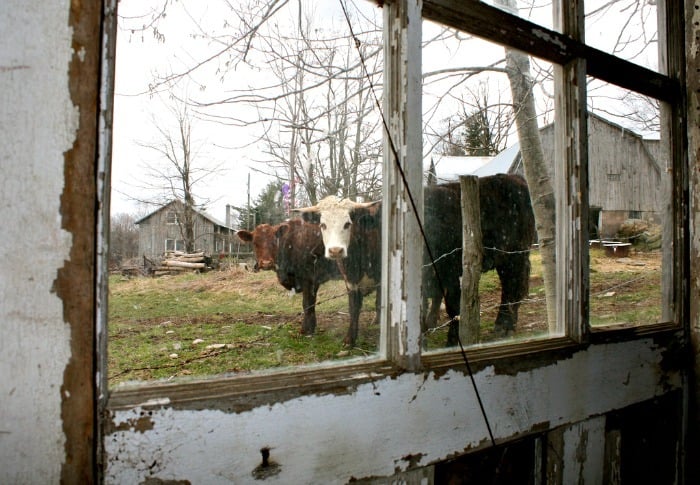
[420,20,558,350]
[585,0,659,72]
[586,79,668,328]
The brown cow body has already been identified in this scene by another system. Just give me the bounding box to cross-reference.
[274,220,342,335]
[237,220,342,336]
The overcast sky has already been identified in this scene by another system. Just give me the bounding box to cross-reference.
[110,0,658,224]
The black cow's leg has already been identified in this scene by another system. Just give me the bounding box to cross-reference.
[494,254,530,335]
[444,278,462,347]
[373,286,381,325]
[345,289,363,346]
[301,281,318,335]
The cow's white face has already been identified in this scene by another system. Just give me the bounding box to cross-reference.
[319,205,354,260]
[295,196,379,260]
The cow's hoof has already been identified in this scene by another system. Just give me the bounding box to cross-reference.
[492,326,514,338]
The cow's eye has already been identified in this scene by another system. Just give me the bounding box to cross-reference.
[320,223,327,230]
[344,221,352,230]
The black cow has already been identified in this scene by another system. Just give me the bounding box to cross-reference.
[422,174,535,345]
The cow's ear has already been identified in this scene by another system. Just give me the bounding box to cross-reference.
[354,209,380,230]
[275,223,290,239]
[237,230,253,242]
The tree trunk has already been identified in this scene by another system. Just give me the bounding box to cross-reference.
[504,46,557,330]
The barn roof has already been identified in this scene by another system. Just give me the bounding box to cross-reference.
[459,113,661,178]
[134,199,233,230]
[423,155,493,183]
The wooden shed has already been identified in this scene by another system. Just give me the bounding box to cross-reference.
[135,199,235,260]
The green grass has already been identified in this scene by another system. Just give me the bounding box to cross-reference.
[109,249,663,386]
[108,270,377,385]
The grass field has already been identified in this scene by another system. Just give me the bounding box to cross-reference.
[109,248,663,386]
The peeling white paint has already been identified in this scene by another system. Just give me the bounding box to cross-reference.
[532,28,567,51]
[0,1,77,482]
[105,339,678,484]
[560,417,606,485]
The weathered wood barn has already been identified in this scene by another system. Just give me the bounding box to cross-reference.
[505,114,664,238]
[135,200,235,260]
[3,1,700,484]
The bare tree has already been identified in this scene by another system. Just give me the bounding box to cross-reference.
[436,82,514,156]
[109,212,139,266]
[133,98,224,253]
[120,1,385,206]
[217,3,384,205]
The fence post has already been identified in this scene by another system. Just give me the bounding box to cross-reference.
[460,175,482,344]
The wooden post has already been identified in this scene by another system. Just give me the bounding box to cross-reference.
[459,176,482,344]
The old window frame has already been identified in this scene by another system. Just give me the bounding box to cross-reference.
[104,0,686,410]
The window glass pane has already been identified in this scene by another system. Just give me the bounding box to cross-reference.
[420,20,560,350]
[480,0,555,31]
[109,0,383,386]
[585,0,659,72]
[586,78,670,328]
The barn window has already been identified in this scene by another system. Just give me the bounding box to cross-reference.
[165,211,178,225]
[165,239,185,252]
[105,0,683,394]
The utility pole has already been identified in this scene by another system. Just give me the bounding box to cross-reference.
[246,172,251,230]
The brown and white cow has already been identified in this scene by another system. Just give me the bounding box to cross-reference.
[297,174,535,347]
[295,196,382,346]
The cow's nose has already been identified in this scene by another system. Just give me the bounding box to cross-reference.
[327,247,345,259]
[259,259,274,270]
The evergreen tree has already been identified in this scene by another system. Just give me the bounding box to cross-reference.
[237,181,287,229]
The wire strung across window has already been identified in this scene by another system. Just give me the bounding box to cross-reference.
[339,0,497,449]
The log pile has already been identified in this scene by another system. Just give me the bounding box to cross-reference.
[153,251,208,276]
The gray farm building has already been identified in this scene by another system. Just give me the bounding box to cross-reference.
[430,114,665,239]
[135,199,236,260]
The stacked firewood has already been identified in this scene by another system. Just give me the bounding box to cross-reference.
[153,251,208,276]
